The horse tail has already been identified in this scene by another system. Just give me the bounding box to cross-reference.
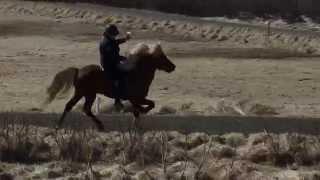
[44,67,79,105]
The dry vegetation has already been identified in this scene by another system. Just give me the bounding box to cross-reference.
[0,118,320,179]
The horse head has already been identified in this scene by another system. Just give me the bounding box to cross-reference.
[150,43,176,73]
[129,43,176,73]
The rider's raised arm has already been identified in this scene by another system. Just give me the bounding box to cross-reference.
[116,32,131,45]
[115,38,128,45]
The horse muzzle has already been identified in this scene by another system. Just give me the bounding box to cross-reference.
[165,64,176,73]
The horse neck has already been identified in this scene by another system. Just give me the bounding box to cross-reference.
[140,60,156,83]
[138,55,156,80]
[129,55,157,94]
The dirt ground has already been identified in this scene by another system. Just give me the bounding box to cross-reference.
[1,0,320,117]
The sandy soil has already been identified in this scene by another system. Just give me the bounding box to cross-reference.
[1,0,320,117]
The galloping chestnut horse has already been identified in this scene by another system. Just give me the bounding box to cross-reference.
[45,43,176,131]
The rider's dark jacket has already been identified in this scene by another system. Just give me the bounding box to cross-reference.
[99,35,127,80]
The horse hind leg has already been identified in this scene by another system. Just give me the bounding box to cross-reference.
[57,93,82,129]
[83,94,105,131]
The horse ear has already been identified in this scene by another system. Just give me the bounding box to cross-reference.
[152,44,162,56]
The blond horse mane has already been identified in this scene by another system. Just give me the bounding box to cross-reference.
[129,43,164,57]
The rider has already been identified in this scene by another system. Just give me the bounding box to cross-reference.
[99,24,131,109]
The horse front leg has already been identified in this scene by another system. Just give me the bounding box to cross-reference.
[140,99,155,114]
[129,98,155,128]
[132,98,155,114]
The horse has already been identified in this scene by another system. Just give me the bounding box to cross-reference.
[45,43,176,131]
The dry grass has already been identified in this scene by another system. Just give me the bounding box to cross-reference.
[263,130,320,166]
[0,117,102,164]
[0,117,320,179]
[54,128,101,163]
[0,118,50,163]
